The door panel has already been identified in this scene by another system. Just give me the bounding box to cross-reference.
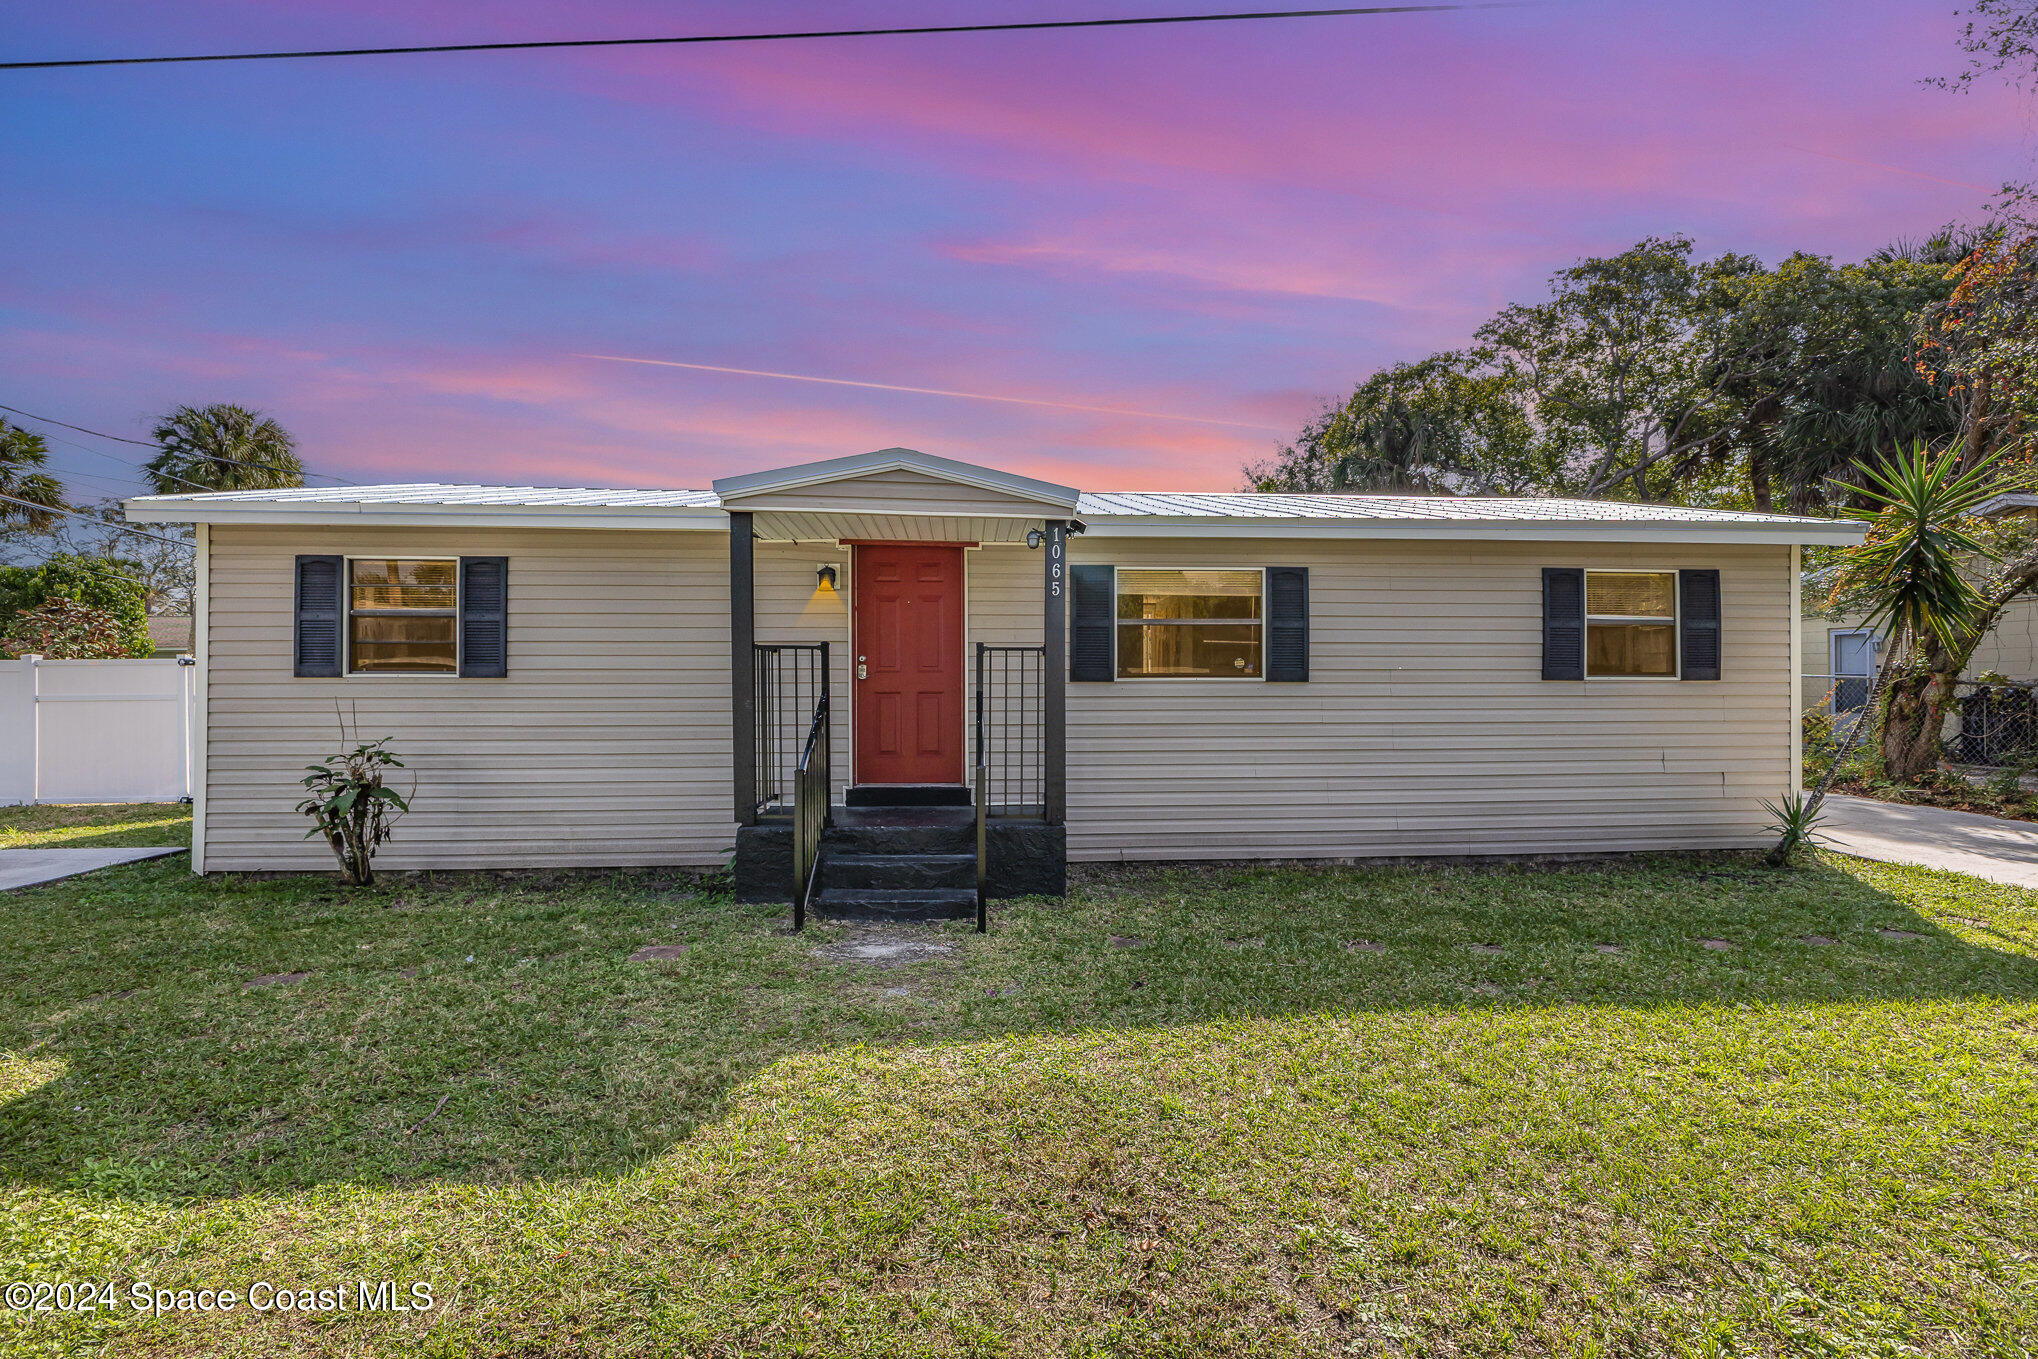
[854,545,964,784]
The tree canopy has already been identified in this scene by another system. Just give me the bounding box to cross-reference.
[0,554,153,658]
[145,404,305,493]
[0,419,67,531]
[1251,236,1975,513]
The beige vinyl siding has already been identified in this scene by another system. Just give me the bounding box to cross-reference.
[203,525,731,871]
[728,467,1067,516]
[1066,538,1794,861]
[1803,599,2038,688]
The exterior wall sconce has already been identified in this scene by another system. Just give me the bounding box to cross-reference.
[816,563,838,590]
[1025,529,1043,549]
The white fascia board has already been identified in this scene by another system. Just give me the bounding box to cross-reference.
[1079,516,1868,546]
[712,448,1081,509]
[123,502,731,531]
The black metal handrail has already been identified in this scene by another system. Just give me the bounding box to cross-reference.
[792,692,830,932]
[974,643,1046,817]
[755,642,828,816]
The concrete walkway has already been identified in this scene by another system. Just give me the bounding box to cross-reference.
[1819,794,2038,889]
[0,847,183,891]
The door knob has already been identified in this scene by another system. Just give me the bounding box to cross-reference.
[857,655,868,680]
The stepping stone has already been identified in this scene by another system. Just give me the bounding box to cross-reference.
[880,986,913,998]
[628,944,691,962]
[1221,937,1263,950]
[1877,928,1925,941]
[814,939,957,964]
[245,971,308,989]
[1468,943,1505,956]
[1470,982,1506,997]
[1110,935,1148,949]
[984,984,1022,998]
[1593,944,1625,955]
[1797,935,1839,946]
[397,967,420,979]
[1345,940,1387,954]
[1696,939,1738,951]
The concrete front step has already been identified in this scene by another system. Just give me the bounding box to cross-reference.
[825,852,976,891]
[814,886,978,922]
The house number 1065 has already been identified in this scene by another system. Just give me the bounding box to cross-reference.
[1048,526,1064,598]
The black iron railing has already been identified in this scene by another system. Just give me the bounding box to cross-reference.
[792,691,830,931]
[974,643,1046,816]
[754,642,828,816]
[1951,681,2038,768]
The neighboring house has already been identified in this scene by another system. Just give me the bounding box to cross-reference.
[1802,491,2038,714]
[147,614,193,657]
[125,448,1860,907]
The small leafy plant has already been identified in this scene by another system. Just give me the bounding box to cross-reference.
[297,713,412,887]
[1760,791,1827,868]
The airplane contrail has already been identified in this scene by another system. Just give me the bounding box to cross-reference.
[574,353,1287,432]
[1778,143,1996,194]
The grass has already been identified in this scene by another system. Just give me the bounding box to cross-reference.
[0,803,191,851]
[2,807,2035,1357]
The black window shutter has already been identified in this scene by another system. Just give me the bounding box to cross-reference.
[1542,567,1585,681]
[293,554,344,677]
[1679,568,1721,681]
[1069,564,1114,682]
[1265,567,1309,681]
[460,556,509,678]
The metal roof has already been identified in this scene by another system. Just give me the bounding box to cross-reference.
[129,482,721,508]
[126,477,1865,543]
[1074,491,1839,525]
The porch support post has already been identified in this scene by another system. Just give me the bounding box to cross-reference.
[1043,519,1067,824]
[730,511,757,826]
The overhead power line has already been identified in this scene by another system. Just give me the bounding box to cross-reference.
[1,402,359,486]
[0,492,196,551]
[0,5,1512,70]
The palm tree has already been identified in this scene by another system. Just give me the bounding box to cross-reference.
[0,419,66,531]
[145,404,304,493]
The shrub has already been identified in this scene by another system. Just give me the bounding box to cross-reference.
[297,726,412,888]
[0,598,134,659]
[0,554,151,657]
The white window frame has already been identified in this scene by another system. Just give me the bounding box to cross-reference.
[1112,566,1268,682]
[343,554,462,678]
[1583,568,1680,681]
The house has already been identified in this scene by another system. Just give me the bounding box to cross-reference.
[125,448,1863,913]
[147,614,194,657]
[1803,490,2038,716]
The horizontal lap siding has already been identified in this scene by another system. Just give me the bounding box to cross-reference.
[205,526,731,871]
[1066,538,1792,861]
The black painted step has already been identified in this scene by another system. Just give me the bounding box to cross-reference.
[845,784,972,807]
[814,887,977,922]
[826,852,975,891]
[822,808,975,856]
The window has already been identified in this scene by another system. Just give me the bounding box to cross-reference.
[1585,570,1677,677]
[1116,569,1262,678]
[348,559,457,674]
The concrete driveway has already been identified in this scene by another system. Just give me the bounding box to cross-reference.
[0,847,183,891]
[1818,794,2038,889]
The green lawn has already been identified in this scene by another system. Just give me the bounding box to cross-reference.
[2,808,2035,1357]
[0,802,190,851]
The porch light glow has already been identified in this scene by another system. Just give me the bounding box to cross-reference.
[816,563,838,590]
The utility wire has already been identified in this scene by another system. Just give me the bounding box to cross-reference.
[0,5,1513,70]
[1,402,360,486]
[0,492,196,551]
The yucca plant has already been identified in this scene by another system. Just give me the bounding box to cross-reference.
[1759,791,1827,867]
[1770,442,1999,865]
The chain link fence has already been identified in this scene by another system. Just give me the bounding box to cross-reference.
[1949,681,2038,768]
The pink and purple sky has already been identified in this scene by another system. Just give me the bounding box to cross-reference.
[3,1,2031,495]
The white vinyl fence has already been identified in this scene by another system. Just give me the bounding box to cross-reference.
[0,657,196,805]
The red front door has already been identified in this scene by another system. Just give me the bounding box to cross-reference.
[853,544,964,785]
